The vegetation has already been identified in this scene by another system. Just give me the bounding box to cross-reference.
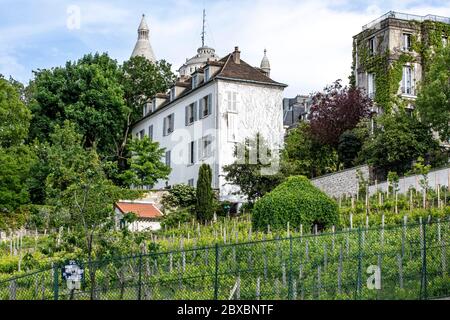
[252,176,339,232]
[195,164,214,222]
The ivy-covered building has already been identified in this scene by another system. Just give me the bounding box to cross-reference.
[352,11,450,113]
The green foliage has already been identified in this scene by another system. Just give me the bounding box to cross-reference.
[161,184,196,212]
[282,123,337,178]
[120,136,171,188]
[0,76,31,148]
[196,164,214,222]
[416,46,450,142]
[29,53,128,159]
[338,130,362,169]
[161,209,192,229]
[223,133,284,202]
[252,176,339,232]
[360,112,441,177]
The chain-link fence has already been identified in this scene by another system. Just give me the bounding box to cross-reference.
[1,220,448,300]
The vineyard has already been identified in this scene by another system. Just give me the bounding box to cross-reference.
[0,218,448,300]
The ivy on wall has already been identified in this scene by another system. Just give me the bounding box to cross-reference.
[351,20,450,113]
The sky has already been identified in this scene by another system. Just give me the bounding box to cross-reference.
[1,0,450,97]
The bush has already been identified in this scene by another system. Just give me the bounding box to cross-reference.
[161,184,196,212]
[252,176,338,232]
[161,209,192,229]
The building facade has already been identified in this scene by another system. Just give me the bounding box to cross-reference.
[352,11,450,111]
[132,47,287,203]
[282,95,313,129]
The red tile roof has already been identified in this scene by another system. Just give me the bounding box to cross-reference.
[115,202,163,219]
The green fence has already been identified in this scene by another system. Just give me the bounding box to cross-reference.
[0,220,449,300]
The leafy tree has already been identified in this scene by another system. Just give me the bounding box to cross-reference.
[196,164,214,221]
[29,53,128,159]
[337,130,362,169]
[0,146,36,215]
[161,184,196,212]
[223,134,284,202]
[309,80,372,149]
[360,112,442,178]
[117,57,175,171]
[120,136,171,188]
[0,76,31,148]
[281,123,337,178]
[416,46,450,142]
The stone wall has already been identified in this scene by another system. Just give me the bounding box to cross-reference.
[311,165,370,198]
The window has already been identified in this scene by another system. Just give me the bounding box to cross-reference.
[227,113,237,142]
[403,34,412,51]
[185,102,197,125]
[192,75,198,89]
[165,150,171,168]
[367,73,375,99]
[188,179,194,187]
[204,67,210,81]
[226,91,237,112]
[138,129,145,140]
[148,125,153,140]
[200,94,212,118]
[143,103,148,116]
[402,66,413,95]
[170,87,176,101]
[201,135,213,159]
[368,37,375,55]
[188,141,195,165]
[163,113,175,136]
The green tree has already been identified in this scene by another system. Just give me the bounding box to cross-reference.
[120,136,171,188]
[416,46,450,141]
[360,112,442,178]
[0,76,31,148]
[223,134,284,203]
[281,123,337,178]
[196,164,214,221]
[337,130,362,169]
[161,184,196,212]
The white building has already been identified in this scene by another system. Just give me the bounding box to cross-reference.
[115,201,163,232]
[132,46,287,203]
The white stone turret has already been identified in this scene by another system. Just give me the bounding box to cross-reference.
[260,49,271,77]
[131,14,156,63]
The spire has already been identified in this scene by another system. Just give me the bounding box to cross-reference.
[201,9,206,47]
[131,14,156,63]
[260,49,271,77]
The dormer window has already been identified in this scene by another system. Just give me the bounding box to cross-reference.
[192,74,198,89]
[204,67,210,82]
[170,87,176,101]
[152,98,157,112]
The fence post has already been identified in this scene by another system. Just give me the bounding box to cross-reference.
[356,227,363,300]
[288,236,293,300]
[52,263,59,301]
[214,243,219,300]
[138,254,143,300]
[420,221,428,300]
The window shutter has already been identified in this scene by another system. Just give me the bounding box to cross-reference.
[170,114,175,132]
[194,101,198,121]
[207,94,212,115]
[199,99,204,118]
[185,106,189,126]
[148,125,153,140]
[192,140,196,163]
[188,142,191,165]
[163,117,167,136]
[198,138,203,160]
[233,92,237,111]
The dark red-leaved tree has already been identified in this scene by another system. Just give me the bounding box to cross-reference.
[309,80,372,148]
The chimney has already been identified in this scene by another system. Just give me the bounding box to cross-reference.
[233,46,240,64]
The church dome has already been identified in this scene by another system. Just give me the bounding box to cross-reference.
[131,14,156,63]
[178,46,220,77]
[260,49,270,70]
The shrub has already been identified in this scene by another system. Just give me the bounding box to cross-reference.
[161,209,192,229]
[252,176,338,232]
[161,184,196,212]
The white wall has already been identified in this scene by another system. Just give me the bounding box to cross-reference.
[216,80,285,202]
[132,79,285,202]
[132,82,218,189]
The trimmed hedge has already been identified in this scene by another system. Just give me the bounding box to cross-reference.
[252,176,339,231]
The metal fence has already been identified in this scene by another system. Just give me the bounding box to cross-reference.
[0,220,449,300]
